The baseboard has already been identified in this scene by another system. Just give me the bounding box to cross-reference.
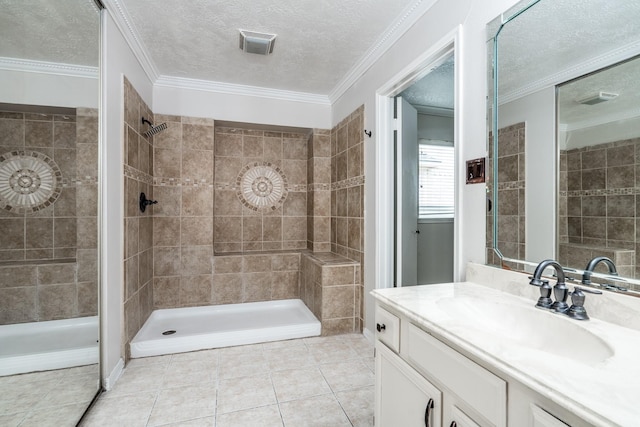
[103,358,124,391]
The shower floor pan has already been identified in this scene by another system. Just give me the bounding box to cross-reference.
[130,299,321,358]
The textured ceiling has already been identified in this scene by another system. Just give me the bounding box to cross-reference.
[492,0,640,129]
[117,0,416,94]
[494,0,640,99]
[401,54,454,110]
[0,0,100,66]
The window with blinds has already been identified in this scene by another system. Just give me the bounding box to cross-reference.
[419,143,454,218]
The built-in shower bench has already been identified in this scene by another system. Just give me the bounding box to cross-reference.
[211,250,361,335]
[300,252,361,336]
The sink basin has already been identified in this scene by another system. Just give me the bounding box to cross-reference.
[437,296,614,365]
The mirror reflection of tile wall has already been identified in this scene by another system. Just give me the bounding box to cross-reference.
[0,106,98,325]
[486,122,526,268]
[558,138,638,278]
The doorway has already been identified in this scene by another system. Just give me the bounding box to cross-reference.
[375,37,459,291]
[396,53,455,286]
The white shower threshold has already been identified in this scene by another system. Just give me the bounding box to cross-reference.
[130,299,321,358]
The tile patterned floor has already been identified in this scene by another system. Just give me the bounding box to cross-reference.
[81,334,375,427]
[0,364,99,427]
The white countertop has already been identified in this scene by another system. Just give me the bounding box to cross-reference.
[372,282,640,427]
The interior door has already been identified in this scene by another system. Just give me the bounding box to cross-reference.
[396,96,419,286]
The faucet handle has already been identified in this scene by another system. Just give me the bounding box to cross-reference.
[528,276,544,286]
[528,278,553,309]
[567,286,602,320]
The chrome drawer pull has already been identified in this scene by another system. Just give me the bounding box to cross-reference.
[424,398,434,427]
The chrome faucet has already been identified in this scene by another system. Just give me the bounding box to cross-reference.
[530,259,602,320]
[582,256,618,285]
[529,259,569,313]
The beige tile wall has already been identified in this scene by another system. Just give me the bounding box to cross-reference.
[123,78,154,359]
[152,113,215,310]
[0,105,99,325]
[486,122,526,268]
[213,127,309,253]
[330,105,365,331]
[211,252,300,305]
[307,129,332,252]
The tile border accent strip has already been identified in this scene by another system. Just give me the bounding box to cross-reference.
[561,188,637,197]
[124,164,153,185]
[331,175,365,190]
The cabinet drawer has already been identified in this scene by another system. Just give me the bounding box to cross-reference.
[405,323,506,427]
[375,305,400,353]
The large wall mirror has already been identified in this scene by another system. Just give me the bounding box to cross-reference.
[0,1,102,425]
[487,0,640,293]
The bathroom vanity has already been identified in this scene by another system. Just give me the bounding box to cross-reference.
[372,263,640,427]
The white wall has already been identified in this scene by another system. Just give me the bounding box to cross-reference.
[565,115,640,150]
[332,0,522,335]
[418,113,454,142]
[0,69,98,108]
[499,87,556,264]
[153,85,331,129]
[101,10,153,388]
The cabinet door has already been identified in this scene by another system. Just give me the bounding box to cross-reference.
[376,342,442,427]
[530,405,570,427]
[405,324,506,427]
[446,405,481,427]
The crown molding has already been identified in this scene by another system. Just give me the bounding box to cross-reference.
[414,105,454,117]
[328,0,438,104]
[499,40,640,105]
[155,75,331,105]
[0,57,98,79]
[563,108,640,133]
[103,0,159,83]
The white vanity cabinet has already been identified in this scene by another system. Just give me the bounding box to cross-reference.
[372,277,635,426]
[374,302,597,427]
[375,305,506,427]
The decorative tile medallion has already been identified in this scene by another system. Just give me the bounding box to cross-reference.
[236,162,288,211]
[0,151,62,214]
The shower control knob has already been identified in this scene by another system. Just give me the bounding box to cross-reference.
[139,192,158,213]
[376,323,386,332]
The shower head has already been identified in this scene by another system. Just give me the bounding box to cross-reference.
[141,117,167,138]
[144,122,167,138]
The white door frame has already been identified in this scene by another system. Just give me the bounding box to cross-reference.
[396,96,419,287]
[375,26,462,290]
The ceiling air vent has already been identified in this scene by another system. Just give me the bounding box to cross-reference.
[577,91,618,105]
[239,30,276,55]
